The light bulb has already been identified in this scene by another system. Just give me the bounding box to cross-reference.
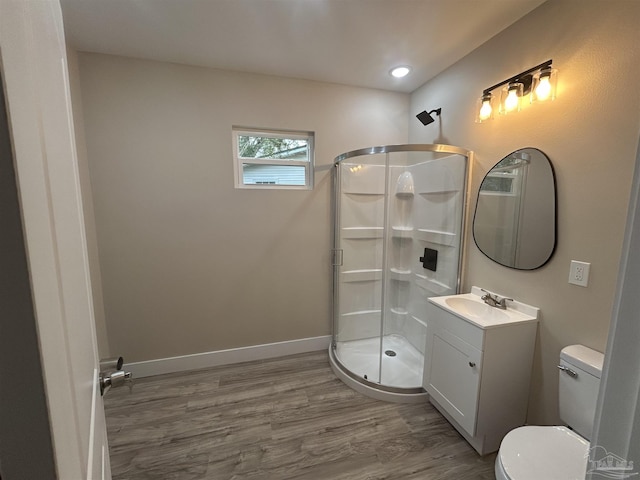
[532,67,557,103]
[535,74,552,101]
[504,87,520,112]
[479,99,492,120]
[390,66,411,78]
[476,93,494,122]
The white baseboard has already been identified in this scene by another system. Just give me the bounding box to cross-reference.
[125,335,332,378]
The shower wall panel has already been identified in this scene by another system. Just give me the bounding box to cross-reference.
[406,156,465,354]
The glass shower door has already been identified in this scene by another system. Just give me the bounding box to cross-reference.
[333,153,387,383]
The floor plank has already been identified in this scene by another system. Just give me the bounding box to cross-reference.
[105,351,496,479]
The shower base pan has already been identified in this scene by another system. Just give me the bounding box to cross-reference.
[329,334,428,404]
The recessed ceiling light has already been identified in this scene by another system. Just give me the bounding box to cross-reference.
[390,66,411,78]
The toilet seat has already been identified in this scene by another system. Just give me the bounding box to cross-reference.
[496,426,589,480]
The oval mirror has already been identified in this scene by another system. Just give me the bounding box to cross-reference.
[473,148,556,270]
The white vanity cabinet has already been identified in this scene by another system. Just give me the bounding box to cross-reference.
[423,289,538,455]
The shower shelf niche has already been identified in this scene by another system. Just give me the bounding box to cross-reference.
[411,315,427,328]
[418,189,460,195]
[389,268,411,281]
[416,229,456,246]
[391,226,414,239]
[342,309,381,317]
[395,171,415,197]
[341,269,382,282]
[415,274,450,295]
[342,227,384,239]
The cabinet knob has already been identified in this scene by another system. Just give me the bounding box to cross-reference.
[469,362,476,368]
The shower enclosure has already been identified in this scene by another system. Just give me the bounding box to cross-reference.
[329,144,471,401]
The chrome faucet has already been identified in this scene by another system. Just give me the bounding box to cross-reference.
[480,289,513,310]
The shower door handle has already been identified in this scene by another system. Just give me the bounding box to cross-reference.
[332,249,343,266]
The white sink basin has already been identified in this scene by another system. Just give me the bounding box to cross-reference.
[444,297,510,322]
[429,286,539,328]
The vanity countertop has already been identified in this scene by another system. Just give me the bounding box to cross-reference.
[428,286,539,329]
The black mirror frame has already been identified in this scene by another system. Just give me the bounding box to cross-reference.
[472,147,558,270]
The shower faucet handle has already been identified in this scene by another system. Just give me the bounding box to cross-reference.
[419,248,438,271]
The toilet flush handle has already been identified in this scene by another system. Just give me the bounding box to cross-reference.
[557,365,578,378]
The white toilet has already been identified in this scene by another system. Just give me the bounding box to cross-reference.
[495,344,604,480]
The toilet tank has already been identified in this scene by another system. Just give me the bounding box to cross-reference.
[558,345,605,440]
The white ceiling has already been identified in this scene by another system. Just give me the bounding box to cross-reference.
[60,0,546,93]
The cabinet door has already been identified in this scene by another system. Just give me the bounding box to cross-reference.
[426,326,482,435]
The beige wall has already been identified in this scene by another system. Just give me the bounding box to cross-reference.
[77,53,409,362]
[410,0,640,424]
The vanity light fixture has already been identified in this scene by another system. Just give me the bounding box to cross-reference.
[476,59,557,122]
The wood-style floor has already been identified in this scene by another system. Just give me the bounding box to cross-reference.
[105,351,496,479]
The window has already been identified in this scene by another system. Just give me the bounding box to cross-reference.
[480,173,517,194]
[233,127,314,189]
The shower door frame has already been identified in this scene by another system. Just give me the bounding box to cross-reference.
[331,144,473,395]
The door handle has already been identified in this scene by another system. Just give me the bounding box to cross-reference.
[99,356,133,396]
[100,370,133,396]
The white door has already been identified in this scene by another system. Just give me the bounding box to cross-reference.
[0,1,111,479]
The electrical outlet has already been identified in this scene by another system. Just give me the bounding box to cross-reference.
[569,260,590,287]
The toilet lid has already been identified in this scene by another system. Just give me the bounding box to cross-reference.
[499,426,589,480]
